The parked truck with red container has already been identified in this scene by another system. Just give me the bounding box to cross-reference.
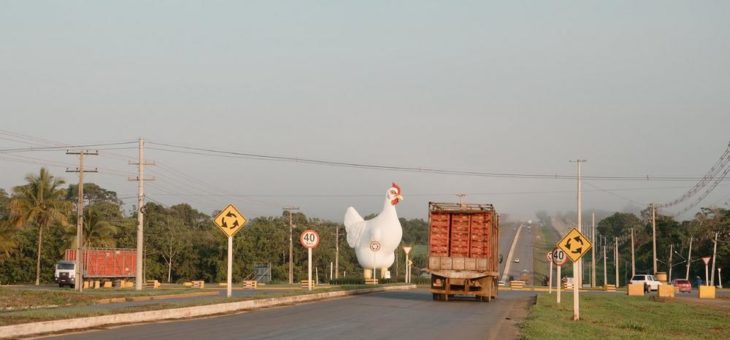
[54,248,136,287]
[428,202,499,302]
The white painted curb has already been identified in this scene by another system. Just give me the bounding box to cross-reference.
[0,285,416,339]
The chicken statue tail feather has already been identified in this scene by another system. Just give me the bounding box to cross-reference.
[344,206,365,247]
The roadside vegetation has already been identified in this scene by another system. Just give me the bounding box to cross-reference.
[0,168,429,286]
[0,285,204,310]
[1,168,728,288]
[521,293,730,339]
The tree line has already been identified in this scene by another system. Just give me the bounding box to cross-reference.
[1,167,727,286]
[0,168,429,285]
[591,207,729,286]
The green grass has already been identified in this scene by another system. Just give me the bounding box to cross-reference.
[521,293,730,339]
[0,286,205,310]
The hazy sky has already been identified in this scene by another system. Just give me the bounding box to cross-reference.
[2,1,729,222]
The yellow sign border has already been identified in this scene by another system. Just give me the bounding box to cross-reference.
[556,228,592,263]
[213,204,247,237]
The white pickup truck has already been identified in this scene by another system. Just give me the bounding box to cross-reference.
[629,274,662,292]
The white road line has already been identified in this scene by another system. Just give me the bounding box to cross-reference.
[501,224,523,282]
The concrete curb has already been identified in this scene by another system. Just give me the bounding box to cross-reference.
[0,284,416,339]
[95,291,219,304]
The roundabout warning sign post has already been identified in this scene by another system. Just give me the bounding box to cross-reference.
[556,227,592,320]
[213,204,248,298]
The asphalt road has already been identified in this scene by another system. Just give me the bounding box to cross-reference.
[498,224,518,280]
[48,289,535,340]
[508,225,534,285]
[499,224,535,285]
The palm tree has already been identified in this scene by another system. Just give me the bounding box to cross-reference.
[9,168,71,285]
[0,221,16,258]
[82,203,119,248]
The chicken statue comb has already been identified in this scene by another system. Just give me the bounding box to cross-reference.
[391,182,401,194]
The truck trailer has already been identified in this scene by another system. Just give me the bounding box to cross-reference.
[428,202,499,302]
[55,248,136,287]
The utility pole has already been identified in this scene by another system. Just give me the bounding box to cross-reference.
[668,244,673,282]
[129,138,154,290]
[613,237,619,288]
[66,150,98,291]
[685,236,693,280]
[631,228,636,278]
[711,232,719,286]
[651,203,657,275]
[284,207,299,285]
[603,236,607,287]
[591,212,596,288]
[570,159,585,321]
[335,225,339,279]
[571,160,586,287]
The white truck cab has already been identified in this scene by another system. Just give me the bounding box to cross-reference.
[54,260,75,288]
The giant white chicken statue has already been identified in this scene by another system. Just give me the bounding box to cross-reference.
[344,183,403,279]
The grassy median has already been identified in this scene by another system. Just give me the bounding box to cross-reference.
[0,285,204,310]
[521,292,730,339]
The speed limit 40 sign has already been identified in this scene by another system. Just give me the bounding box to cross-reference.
[552,248,568,266]
[300,229,320,249]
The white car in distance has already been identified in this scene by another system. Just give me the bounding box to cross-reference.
[629,274,662,292]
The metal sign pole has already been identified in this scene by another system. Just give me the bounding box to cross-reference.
[573,266,579,320]
[227,236,233,298]
[308,247,313,291]
[212,204,248,299]
[557,265,561,304]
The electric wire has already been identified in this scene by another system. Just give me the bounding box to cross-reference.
[146,141,727,182]
[659,142,730,209]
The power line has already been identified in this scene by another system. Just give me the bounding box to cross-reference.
[659,141,730,209]
[0,141,137,153]
[146,141,728,182]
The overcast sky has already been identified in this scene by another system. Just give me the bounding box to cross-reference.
[1,1,729,223]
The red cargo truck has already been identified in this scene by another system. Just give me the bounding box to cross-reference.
[427,202,499,302]
[55,248,136,287]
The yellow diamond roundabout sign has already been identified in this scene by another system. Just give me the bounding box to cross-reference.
[556,227,592,263]
[213,204,247,237]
